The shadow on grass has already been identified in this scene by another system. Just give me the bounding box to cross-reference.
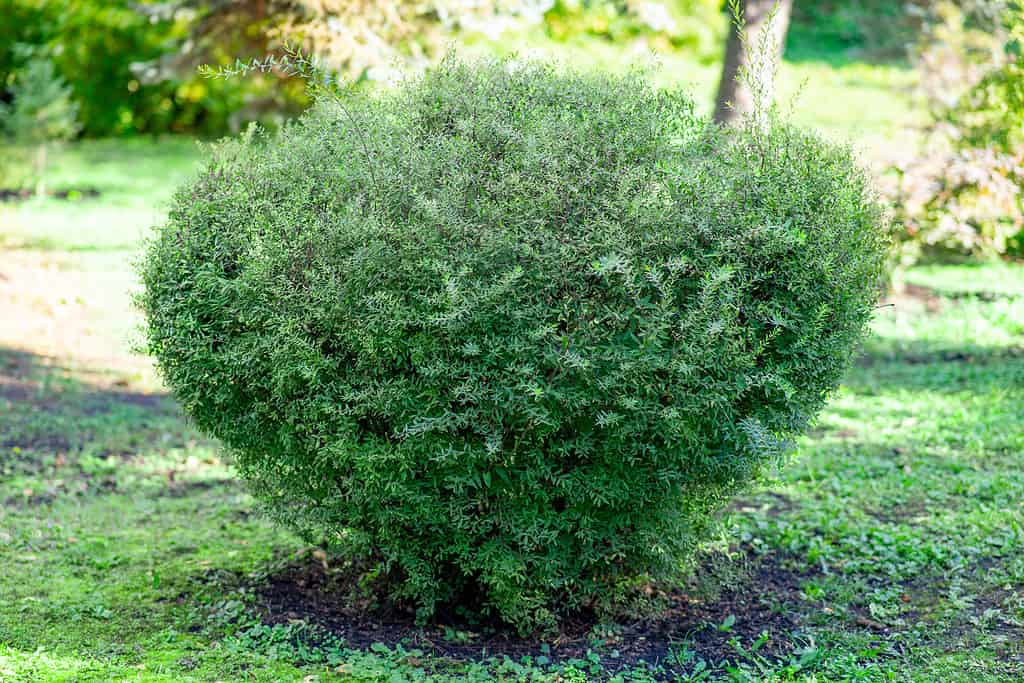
[857,343,1024,370]
[0,346,229,508]
[0,346,193,456]
[1,347,166,405]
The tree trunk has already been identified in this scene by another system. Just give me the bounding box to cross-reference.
[713,0,793,125]
[33,143,48,198]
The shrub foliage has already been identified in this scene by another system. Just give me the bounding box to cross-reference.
[141,57,887,630]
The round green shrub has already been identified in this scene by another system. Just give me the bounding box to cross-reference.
[140,57,888,631]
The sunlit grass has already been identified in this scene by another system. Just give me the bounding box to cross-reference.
[904,261,1024,297]
[1,138,203,252]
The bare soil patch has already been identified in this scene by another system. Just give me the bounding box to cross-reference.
[0,249,155,382]
[885,283,946,313]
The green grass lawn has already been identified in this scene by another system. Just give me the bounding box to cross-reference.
[1,138,203,252]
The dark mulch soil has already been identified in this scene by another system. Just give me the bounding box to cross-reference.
[0,187,101,201]
[251,549,818,671]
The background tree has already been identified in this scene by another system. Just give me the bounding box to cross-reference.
[713,0,793,125]
[133,0,535,84]
[0,54,80,196]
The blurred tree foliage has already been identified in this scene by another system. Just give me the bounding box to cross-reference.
[0,0,306,136]
[787,1,1010,63]
[542,0,726,62]
[787,0,922,62]
[3,0,168,135]
[152,0,727,81]
[2,0,998,138]
[887,1,1023,262]
[943,2,1024,153]
[144,0,537,80]
[0,0,731,137]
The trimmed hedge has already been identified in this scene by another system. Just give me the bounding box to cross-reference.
[140,57,888,631]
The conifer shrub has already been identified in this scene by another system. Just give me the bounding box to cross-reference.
[140,57,888,631]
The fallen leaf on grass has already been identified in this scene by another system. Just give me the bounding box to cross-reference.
[856,616,887,631]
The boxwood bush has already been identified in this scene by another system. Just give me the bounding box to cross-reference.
[140,57,887,631]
